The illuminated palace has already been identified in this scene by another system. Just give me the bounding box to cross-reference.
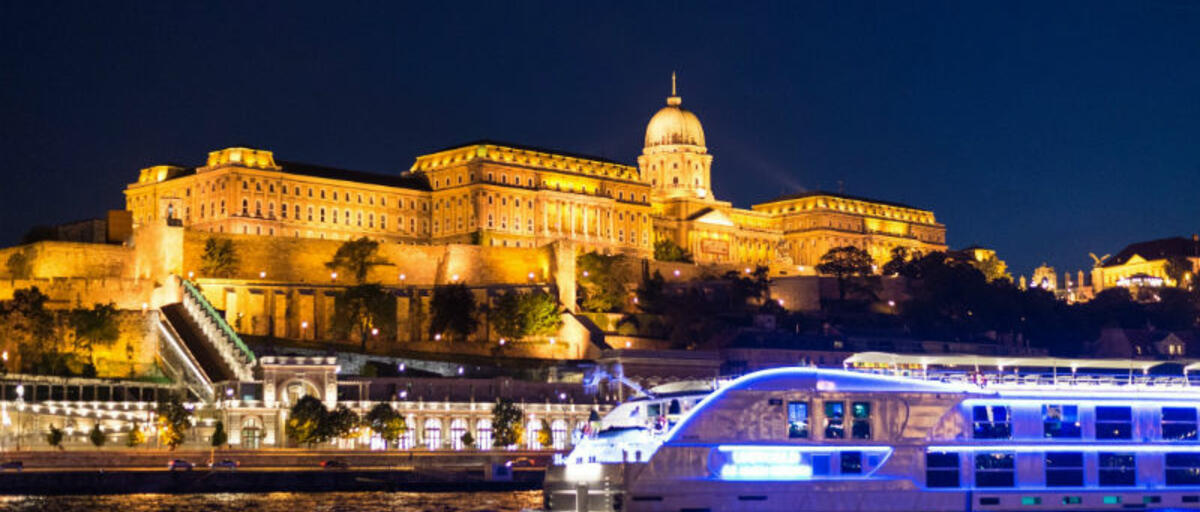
[125,80,946,268]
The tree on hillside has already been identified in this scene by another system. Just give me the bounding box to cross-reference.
[1166,256,1193,289]
[1,287,57,373]
[492,398,525,448]
[653,238,693,263]
[326,237,391,284]
[816,246,875,301]
[723,266,771,311]
[334,284,394,351]
[577,252,626,312]
[634,270,667,314]
[429,283,478,341]
[970,255,1012,283]
[70,302,120,374]
[286,395,330,447]
[882,247,913,276]
[363,403,406,448]
[126,423,145,447]
[491,290,562,341]
[200,238,238,278]
[156,396,191,450]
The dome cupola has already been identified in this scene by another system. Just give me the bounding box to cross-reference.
[644,73,706,152]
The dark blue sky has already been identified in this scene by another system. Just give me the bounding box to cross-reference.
[2,1,1197,277]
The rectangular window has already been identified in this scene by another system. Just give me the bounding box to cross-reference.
[975,452,1015,488]
[1043,404,1081,438]
[824,401,845,439]
[1045,452,1084,487]
[787,402,809,439]
[1163,407,1198,441]
[840,451,862,474]
[1166,452,1200,485]
[1095,406,1133,440]
[973,405,1012,439]
[1098,453,1136,486]
[925,452,960,488]
[852,402,871,439]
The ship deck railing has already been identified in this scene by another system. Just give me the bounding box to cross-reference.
[854,368,1200,389]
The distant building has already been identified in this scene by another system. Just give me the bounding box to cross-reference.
[1092,235,1200,292]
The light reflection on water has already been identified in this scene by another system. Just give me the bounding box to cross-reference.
[0,491,541,512]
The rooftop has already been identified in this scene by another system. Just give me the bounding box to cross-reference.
[756,189,927,212]
[1104,236,1200,267]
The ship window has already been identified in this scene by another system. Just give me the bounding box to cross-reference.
[1096,406,1133,440]
[973,405,1012,439]
[1061,496,1082,505]
[1045,452,1084,487]
[787,402,809,439]
[1166,453,1200,485]
[811,454,830,476]
[974,452,1015,487]
[851,402,871,439]
[840,451,862,474]
[1098,453,1136,486]
[925,452,960,488]
[1162,407,1198,441]
[1043,404,1081,438]
[824,401,845,439]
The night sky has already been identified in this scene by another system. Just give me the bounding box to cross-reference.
[2,1,1198,277]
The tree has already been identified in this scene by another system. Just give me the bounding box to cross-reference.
[577,252,626,312]
[460,430,476,449]
[653,238,693,263]
[89,423,106,448]
[0,287,56,373]
[492,398,525,448]
[723,266,771,311]
[970,255,1012,283]
[156,396,191,450]
[816,246,875,301]
[200,237,238,278]
[5,250,31,279]
[881,247,912,276]
[47,425,64,450]
[364,403,406,448]
[326,237,391,284]
[70,302,120,372]
[537,418,552,449]
[429,283,478,341]
[491,290,562,341]
[634,270,667,314]
[126,423,145,448]
[334,284,394,351]
[286,395,329,447]
[326,405,360,441]
[1166,256,1192,288]
[211,420,227,448]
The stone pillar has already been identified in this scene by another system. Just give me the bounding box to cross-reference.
[553,240,577,313]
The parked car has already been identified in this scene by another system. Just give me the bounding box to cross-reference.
[506,457,536,468]
[0,461,23,472]
[168,459,194,471]
[320,460,349,470]
[210,459,239,470]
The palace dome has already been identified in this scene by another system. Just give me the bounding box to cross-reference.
[644,95,706,150]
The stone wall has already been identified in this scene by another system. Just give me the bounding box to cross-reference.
[0,241,134,280]
[179,230,555,286]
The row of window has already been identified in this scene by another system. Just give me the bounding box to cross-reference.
[927,451,1200,488]
[973,404,1199,440]
[787,401,872,440]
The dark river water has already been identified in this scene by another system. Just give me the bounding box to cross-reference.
[0,491,541,512]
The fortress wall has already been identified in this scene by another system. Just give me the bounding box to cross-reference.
[0,278,155,310]
[0,242,134,280]
[180,231,555,286]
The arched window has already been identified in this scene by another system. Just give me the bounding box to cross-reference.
[241,416,263,449]
[332,209,338,224]
[672,176,679,185]
[241,199,248,215]
[551,419,568,450]
[450,419,467,450]
[475,419,492,450]
[399,416,415,449]
[424,418,441,450]
[526,420,542,450]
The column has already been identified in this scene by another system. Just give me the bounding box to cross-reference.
[583,207,589,239]
[570,203,576,237]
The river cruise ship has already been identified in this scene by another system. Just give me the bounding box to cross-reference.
[544,353,1200,511]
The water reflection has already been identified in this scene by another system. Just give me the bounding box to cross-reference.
[0,491,541,512]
